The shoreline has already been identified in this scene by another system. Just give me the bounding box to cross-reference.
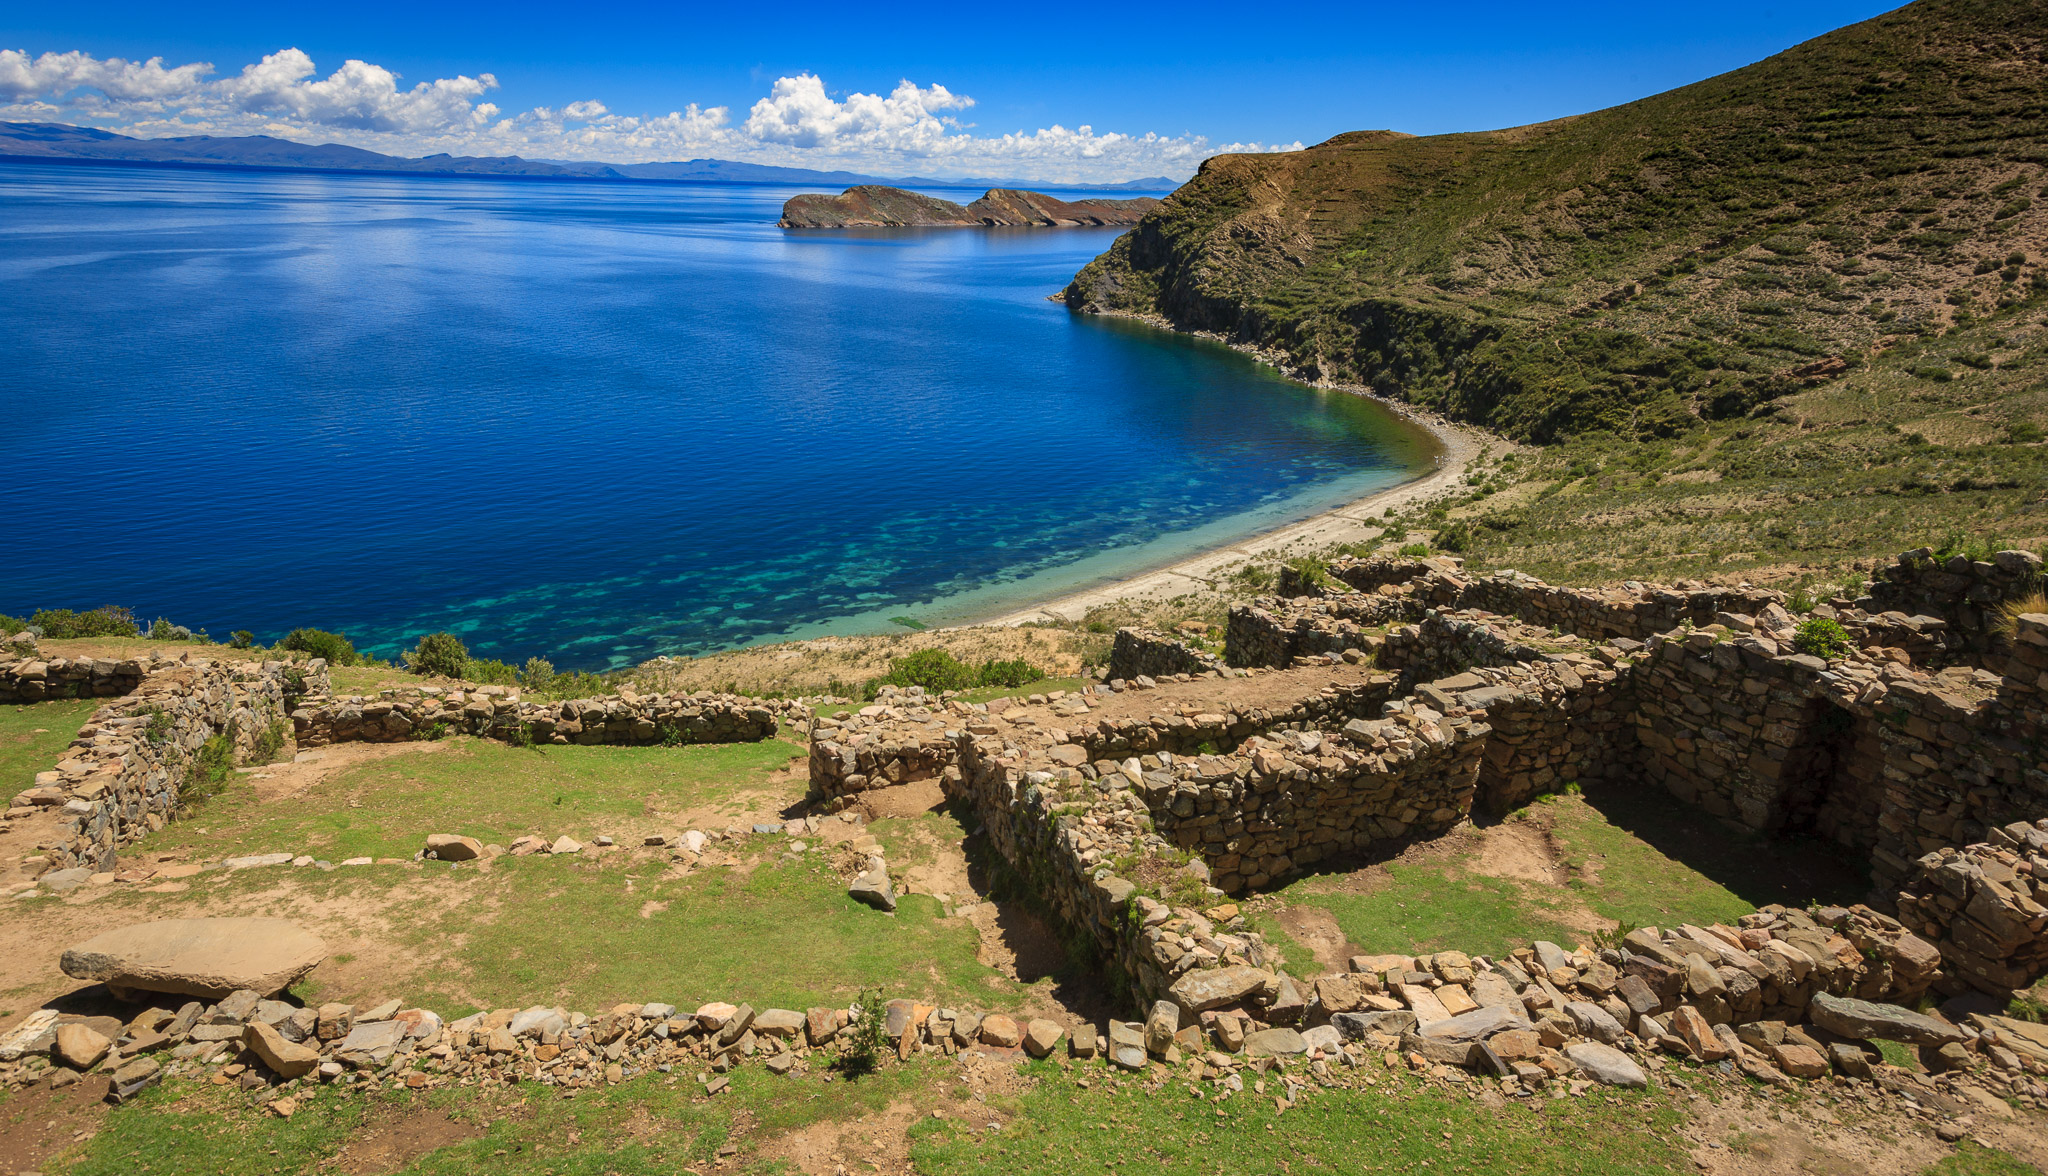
[969,313,1495,626]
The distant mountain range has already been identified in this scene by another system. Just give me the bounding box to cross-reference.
[0,122,1176,192]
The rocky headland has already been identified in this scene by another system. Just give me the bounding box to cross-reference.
[779,185,1159,229]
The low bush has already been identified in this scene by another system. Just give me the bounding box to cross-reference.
[835,987,889,1078]
[182,733,237,808]
[250,718,289,764]
[229,630,255,649]
[30,605,140,638]
[878,648,976,693]
[977,658,1045,689]
[1432,521,1475,553]
[0,612,24,634]
[404,631,470,679]
[466,657,519,686]
[519,657,557,690]
[1397,542,1431,558]
[281,627,358,666]
[1792,617,1853,659]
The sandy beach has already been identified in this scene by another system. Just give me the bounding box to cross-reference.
[981,400,1489,626]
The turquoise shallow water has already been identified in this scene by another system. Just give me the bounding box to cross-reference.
[0,162,1434,670]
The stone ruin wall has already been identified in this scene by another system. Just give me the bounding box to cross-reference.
[1106,627,1226,682]
[2,640,325,871]
[807,546,2048,1019]
[291,686,791,749]
[2,635,792,872]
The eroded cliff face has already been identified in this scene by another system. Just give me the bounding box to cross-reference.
[1064,0,2048,443]
[778,185,1159,228]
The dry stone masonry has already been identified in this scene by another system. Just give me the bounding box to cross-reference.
[4,638,321,871]
[806,544,2048,1058]
[291,685,790,748]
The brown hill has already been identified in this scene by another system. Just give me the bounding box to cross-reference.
[779,185,1159,228]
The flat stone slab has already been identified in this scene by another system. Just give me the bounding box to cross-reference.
[1245,1027,1307,1057]
[1564,1042,1647,1088]
[1168,965,1275,1013]
[1418,1004,1529,1043]
[1808,992,1964,1047]
[60,918,327,999]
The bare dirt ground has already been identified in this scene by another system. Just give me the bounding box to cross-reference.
[334,1103,488,1175]
[1675,1077,2048,1176]
[986,659,1389,735]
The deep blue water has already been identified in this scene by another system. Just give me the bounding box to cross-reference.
[0,162,1433,670]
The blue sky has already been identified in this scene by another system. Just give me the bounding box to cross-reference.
[2,1,1901,182]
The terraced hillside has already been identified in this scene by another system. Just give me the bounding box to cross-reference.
[1068,0,2048,582]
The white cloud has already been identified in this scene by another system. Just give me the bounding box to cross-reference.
[218,49,497,134]
[0,49,212,102]
[742,74,971,152]
[2,46,1301,182]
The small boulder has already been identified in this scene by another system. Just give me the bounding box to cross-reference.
[52,1023,110,1070]
[1144,1000,1179,1057]
[1245,1027,1307,1057]
[979,1014,1021,1048]
[60,918,326,999]
[548,836,582,855]
[849,867,896,912]
[1564,1042,1648,1088]
[1167,965,1275,1013]
[243,1021,321,1078]
[1023,1019,1064,1058]
[754,1009,806,1038]
[425,834,483,862]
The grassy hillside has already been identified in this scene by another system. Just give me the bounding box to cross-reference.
[1068,0,2048,579]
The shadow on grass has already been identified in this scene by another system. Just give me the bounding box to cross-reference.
[1576,781,1872,912]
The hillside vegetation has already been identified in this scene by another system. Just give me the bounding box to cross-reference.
[1068,0,2048,580]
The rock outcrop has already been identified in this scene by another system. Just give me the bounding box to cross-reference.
[779,185,1158,229]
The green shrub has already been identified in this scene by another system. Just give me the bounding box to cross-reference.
[544,669,610,698]
[182,733,237,808]
[2006,422,2045,444]
[1287,556,1337,591]
[280,627,358,666]
[0,613,24,634]
[466,657,519,686]
[250,719,289,765]
[976,658,1045,689]
[1397,542,1430,558]
[1433,521,1476,552]
[30,605,139,638]
[229,630,255,649]
[835,988,890,1078]
[403,631,470,679]
[879,648,976,693]
[141,706,172,744]
[519,657,557,691]
[1792,617,1853,659]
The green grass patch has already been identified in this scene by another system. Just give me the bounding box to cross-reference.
[0,697,98,796]
[1920,1141,2046,1176]
[910,1060,1688,1175]
[55,1058,935,1176]
[1256,791,1866,964]
[128,736,808,862]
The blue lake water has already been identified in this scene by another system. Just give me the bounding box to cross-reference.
[0,162,1434,670]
